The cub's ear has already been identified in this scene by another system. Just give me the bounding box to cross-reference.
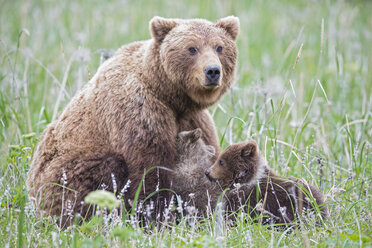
[177,128,202,144]
[241,141,257,158]
[186,128,202,143]
[215,16,240,41]
[150,16,178,44]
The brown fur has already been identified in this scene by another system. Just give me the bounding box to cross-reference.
[26,16,239,225]
[172,129,222,216]
[206,141,328,225]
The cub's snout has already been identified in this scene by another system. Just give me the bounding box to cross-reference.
[204,169,215,182]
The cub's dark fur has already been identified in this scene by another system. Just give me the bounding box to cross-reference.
[206,141,328,225]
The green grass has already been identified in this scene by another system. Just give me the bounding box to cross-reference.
[1,0,371,247]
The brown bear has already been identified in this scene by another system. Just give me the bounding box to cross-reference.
[172,128,222,217]
[26,16,240,226]
[205,141,328,225]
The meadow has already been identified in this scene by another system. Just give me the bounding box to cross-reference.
[0,0,371,247]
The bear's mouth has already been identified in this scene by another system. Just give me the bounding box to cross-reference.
[202,82,220,90]
[205,173,218,183]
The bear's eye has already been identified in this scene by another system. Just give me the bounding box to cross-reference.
[219,160,224,166]
[188,47,198,55]
[216,46,223,54]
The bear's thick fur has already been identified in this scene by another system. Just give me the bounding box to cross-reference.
[26,16,239,225]
[172,129,222,216]
[205,141,328,225]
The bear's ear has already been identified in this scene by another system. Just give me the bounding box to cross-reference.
[177,128,202,143]
[215,16,240,41]
[241,141,257,159]
[186,128,202,143]
[150,16,178,44]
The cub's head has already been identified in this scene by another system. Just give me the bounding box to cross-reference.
[205,141,262,188]
[176,128,215,162]
[150,16,239,107]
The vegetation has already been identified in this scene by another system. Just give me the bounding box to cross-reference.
[0,0,371,247]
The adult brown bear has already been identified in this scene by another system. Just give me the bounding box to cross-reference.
[26,16,239,225]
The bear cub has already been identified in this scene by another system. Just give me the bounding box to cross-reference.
[172,128,222,217]
[205,141,328,225]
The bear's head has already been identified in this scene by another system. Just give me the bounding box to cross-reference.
[205,141,263,188]
[176,128,215,164]
[150,16,239,108]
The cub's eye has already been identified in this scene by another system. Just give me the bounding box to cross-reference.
[216,46,223,54]
[188,46,198,55]
[219,160,224,166]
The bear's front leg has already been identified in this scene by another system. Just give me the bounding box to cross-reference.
[106,98,178,217]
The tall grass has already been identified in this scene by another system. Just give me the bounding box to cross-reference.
[0,0,371,247]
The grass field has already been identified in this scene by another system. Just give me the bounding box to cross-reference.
[1,0,371,247]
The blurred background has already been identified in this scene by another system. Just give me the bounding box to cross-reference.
[0,0,371,246]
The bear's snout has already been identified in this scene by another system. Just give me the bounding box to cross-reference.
[205,65,221,86]
[205,169,215,182]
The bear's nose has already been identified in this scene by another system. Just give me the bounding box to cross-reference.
[205,65,221,85]
[205,170,210,176]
